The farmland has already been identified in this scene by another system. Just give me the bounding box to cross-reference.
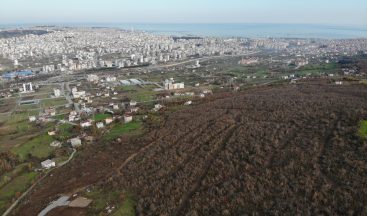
[14,79,367,215]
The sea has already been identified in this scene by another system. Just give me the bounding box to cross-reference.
[1,23,367,39]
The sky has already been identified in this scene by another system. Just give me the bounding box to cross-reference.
[0,0,366,26]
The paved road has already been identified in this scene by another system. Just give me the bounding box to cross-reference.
[148,52,259,69]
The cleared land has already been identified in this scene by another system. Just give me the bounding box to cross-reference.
[15,80,367,215]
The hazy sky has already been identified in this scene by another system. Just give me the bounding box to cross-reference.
[0,0,366,26]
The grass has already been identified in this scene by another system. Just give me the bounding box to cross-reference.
[112,193,135,216]
[85,188,121,214]
[0,163,30,189]
[0,171,37,213]
[93,113,112,121]
[130,89,157,102]
[103,122,142,141]
[359,120,367,139]
[119,85,157,102]
[52,114,66,120]
[56,123,75,141]
[40,98,67,108]
[296,63,339,77]
[11,134,54,161]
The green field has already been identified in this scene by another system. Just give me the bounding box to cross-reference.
[11,134,54,161]
[85,188,121,214]
[93,113,112,121]
[0,172,37,213]
[0,163,31,189]
[103,122,142,141]
[40,98,67,108]
[119,85,157,102]
[359,120,367,139]
[296,63,339,76]
[112,193,135,216]
[56,124,75,141]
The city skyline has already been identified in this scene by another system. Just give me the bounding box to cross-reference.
[0,0,366,26]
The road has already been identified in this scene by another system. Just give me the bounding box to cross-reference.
[148,52,259,69]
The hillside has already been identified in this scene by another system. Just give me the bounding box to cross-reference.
[16,80,367,215]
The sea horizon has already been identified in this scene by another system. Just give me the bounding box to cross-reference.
[1,23,367,39]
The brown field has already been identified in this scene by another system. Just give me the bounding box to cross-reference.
[14,79,367,215]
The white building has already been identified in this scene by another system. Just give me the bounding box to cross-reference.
[163,79,184,90]
[22,83,33,93]
[50,141,62,147]
[29,116,36,122]
[41,159,56,169]
[124,114,133,123]
[184,101,192,106]
[54,88,61,97]
[70,138,82,148]
[87,74,99,82]
[72,91,86,99]
[96,122,105,129]
[80,121,92,128]
[105,118,113,125]
[106,76,117,82]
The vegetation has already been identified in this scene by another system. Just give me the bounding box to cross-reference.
[110,81,367,215]
[93,113,112,121]
[359,120,367,139]
[40,98,67,108]
[11,134,54,161]
[0,171,37,212]
[103,122,142,141]
[85,188,121,214]
[56,123,75,141]
[113,193,135,216]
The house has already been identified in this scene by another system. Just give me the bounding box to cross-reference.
[87,74,99,82]
[48,131,56,136]
[129,107,139,113]
[129,101,137,106]
[29,116,36,122]
[80,121,92,128]
[106,76,117,82]
[124,114,133,123]
[41,159,56,169]
[72,91,86,99]
[184,101,192,106]
[153,104,164,112]
[96,122,105,129]
[113,104,119,110]
[105,118,114,125]
[70,138,82,148]
[54,88,61,97]
[45,108,56,116]
[50,140,62,147]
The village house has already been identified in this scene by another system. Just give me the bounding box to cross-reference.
[153,104,164,112]
[80,120,92,128]
[184,101,193,106]
[48,131,56,136]
[124,114,133,123]
[41,159,56,169]
[96,122,105,129]
[29,116,36,122]
[70,137,82,148]
[50,140,62,147]
[105,118,114,125]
